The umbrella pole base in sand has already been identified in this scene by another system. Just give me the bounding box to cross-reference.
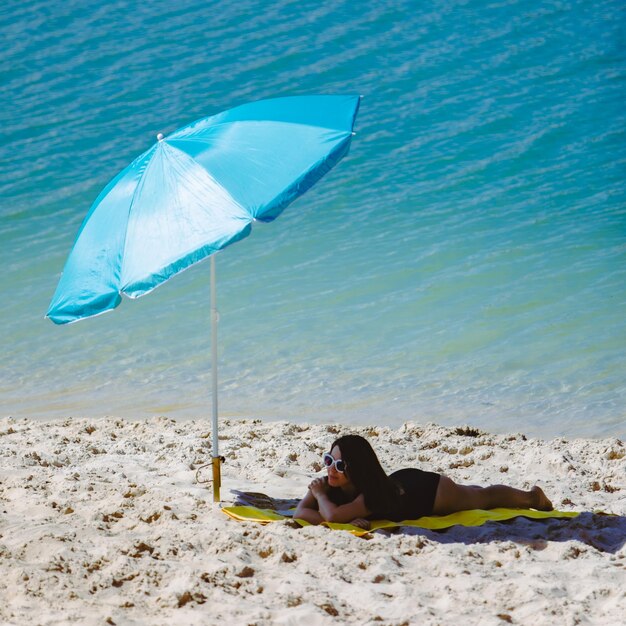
[212,456,222,502]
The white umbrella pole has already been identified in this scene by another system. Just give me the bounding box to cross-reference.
[210,255,221,502]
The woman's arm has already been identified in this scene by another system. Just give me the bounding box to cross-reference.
[308,478,371,524]
[295,478,372,526]
[315,491,370,524]
[293,489,325,525]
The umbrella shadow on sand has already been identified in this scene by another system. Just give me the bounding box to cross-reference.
[231,490,625,553]
[384,512,626,554]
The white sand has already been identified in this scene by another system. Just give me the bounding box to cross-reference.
[0,416,624,625]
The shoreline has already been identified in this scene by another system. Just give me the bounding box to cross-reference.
[1,416,624,624]
[3,402,624,442]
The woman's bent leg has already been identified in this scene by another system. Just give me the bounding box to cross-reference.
[432,476,553,515]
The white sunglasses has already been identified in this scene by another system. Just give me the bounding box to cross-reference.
[322,452,347,473]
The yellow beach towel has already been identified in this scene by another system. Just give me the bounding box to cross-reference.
[221,505,579,536]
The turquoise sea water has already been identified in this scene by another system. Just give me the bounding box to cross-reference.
[1,0,624,438]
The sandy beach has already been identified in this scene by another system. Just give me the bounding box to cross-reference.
[0,416,624,625]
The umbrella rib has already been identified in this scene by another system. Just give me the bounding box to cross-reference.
[117,144,161,293]
[170,119,354,141]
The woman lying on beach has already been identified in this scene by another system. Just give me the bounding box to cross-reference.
[294,434,553,529]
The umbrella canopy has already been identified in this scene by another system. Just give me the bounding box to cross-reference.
[47,95,360,323]
[47,94,361,500]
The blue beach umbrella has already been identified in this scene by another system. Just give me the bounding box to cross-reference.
[47,94,361,500]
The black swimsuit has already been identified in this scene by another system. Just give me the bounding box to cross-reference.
[327,468,441,521]
[387,468,441,520]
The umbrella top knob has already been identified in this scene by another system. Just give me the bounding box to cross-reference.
[156,133,164,142]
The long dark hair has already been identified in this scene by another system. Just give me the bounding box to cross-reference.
[330,435,400,515]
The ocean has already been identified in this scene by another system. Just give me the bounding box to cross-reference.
[1,0,624,438]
